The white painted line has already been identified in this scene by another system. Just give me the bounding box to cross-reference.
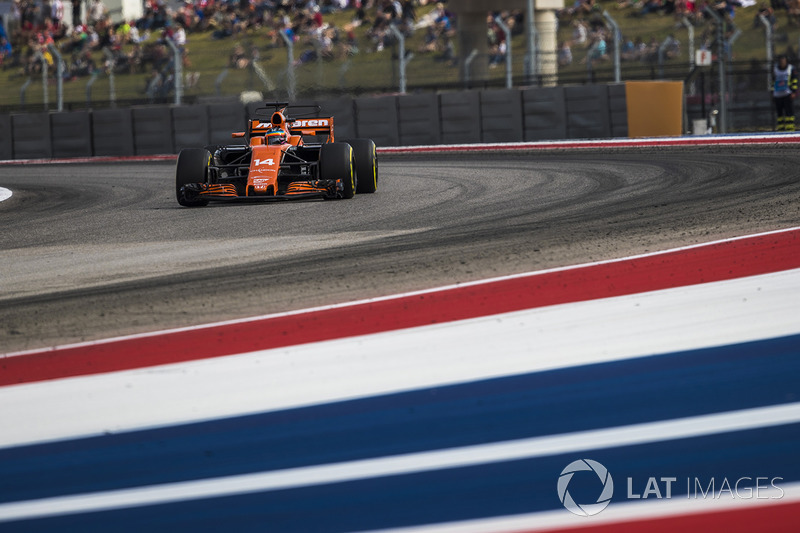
[360,482,800,533]
[0,187,12,202]
[1,268,798,449]
[4,224,799,359]
[0,402,798,523]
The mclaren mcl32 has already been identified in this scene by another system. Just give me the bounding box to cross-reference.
[176,102,378,206]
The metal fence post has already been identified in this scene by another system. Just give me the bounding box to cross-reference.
[251,60,275,91]
[759,14,773,92]
[164,38,183,105]
[602,10,621,84]
[47,44,64,111]
[215,68,229,96]
[525,0,537,83]
[280,31,296,100]
[102,47,116,106]
[681,17,695,71]
[389,24,407,93]
[464,49,478,89]
[704,6,727,133]
[86,71,98,107]
[38,50,48,110]
[657,36,674,79]
[20,77,32,109]
[494,16,512,89]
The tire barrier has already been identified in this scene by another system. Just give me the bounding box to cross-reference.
[440,91,481,145]
[522,86,568,141]
[355,95,400,147]
[172,104,210,152]
[565,85,612,140]
[207,102,245,146]
[132,106,175,156]
[51,111,92,158]
[92,108,135,157]
[0,114,12,161]
[0,86,629,160]
[397,93,441,146]
[480,89,523,143]
[11,113,52,159]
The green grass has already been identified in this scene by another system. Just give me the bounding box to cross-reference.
[1,1,796,111]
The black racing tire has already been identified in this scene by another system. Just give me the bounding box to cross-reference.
[320,143,355,199]
[344,138,378,194]
[176,148,211,207]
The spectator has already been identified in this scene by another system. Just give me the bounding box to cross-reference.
[584,32,608,63]
[87,0,107,26]
[571,19,588,47]
[557,40,573,66]
[230,41,249,68]
[773,54,798,130]
[0,36,12,67]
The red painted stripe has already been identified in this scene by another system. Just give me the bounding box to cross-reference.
[0,155,176,166]
[1,229,798,385]
[528,500,800,533]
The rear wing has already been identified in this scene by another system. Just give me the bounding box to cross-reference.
[236,115,335,143]
[287,117,335,141]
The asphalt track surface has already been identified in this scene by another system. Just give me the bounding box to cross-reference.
[1,146,799,353]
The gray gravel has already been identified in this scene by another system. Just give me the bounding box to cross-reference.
[1,147,799,353]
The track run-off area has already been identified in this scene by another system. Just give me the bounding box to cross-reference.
[0,134,799,531]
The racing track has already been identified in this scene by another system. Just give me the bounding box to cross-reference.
[1,145,799,353]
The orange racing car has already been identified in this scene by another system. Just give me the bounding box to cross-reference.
[175,102,378,206]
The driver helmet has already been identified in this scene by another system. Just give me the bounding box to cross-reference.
[265,127,287,145]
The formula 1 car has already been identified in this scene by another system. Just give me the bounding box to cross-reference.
[176,102,378,206]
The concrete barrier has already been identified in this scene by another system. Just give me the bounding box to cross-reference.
[132,106,174,155]
[397,93,441,146]
[440,91,481,144]
[51,112,92,158]
[522,87,567,141]
[0,114,12,160]
[92,108,135,157]
[12,113,52,159]
[172,105,210,152]
[355,95,399,147]
[480,89,523,143]
[564,85,611,139]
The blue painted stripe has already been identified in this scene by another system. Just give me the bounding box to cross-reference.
[5,423,800,532]
[1,334,798,504]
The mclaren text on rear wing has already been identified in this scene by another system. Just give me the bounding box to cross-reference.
[286,118,334,139]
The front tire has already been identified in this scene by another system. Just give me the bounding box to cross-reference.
[320,143,355,199]
[176,148,211,207]
[344,138,378,194]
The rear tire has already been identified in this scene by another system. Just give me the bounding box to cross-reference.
[344,138,378,194]
[320,143,355,199]
[176,148,211,207]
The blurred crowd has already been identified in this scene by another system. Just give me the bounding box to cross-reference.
[0,0,452,90]
[553,0,784,68]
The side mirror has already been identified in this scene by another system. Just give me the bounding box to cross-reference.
[231,132,245,138]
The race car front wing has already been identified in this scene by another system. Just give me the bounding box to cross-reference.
[179,180,345,202]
